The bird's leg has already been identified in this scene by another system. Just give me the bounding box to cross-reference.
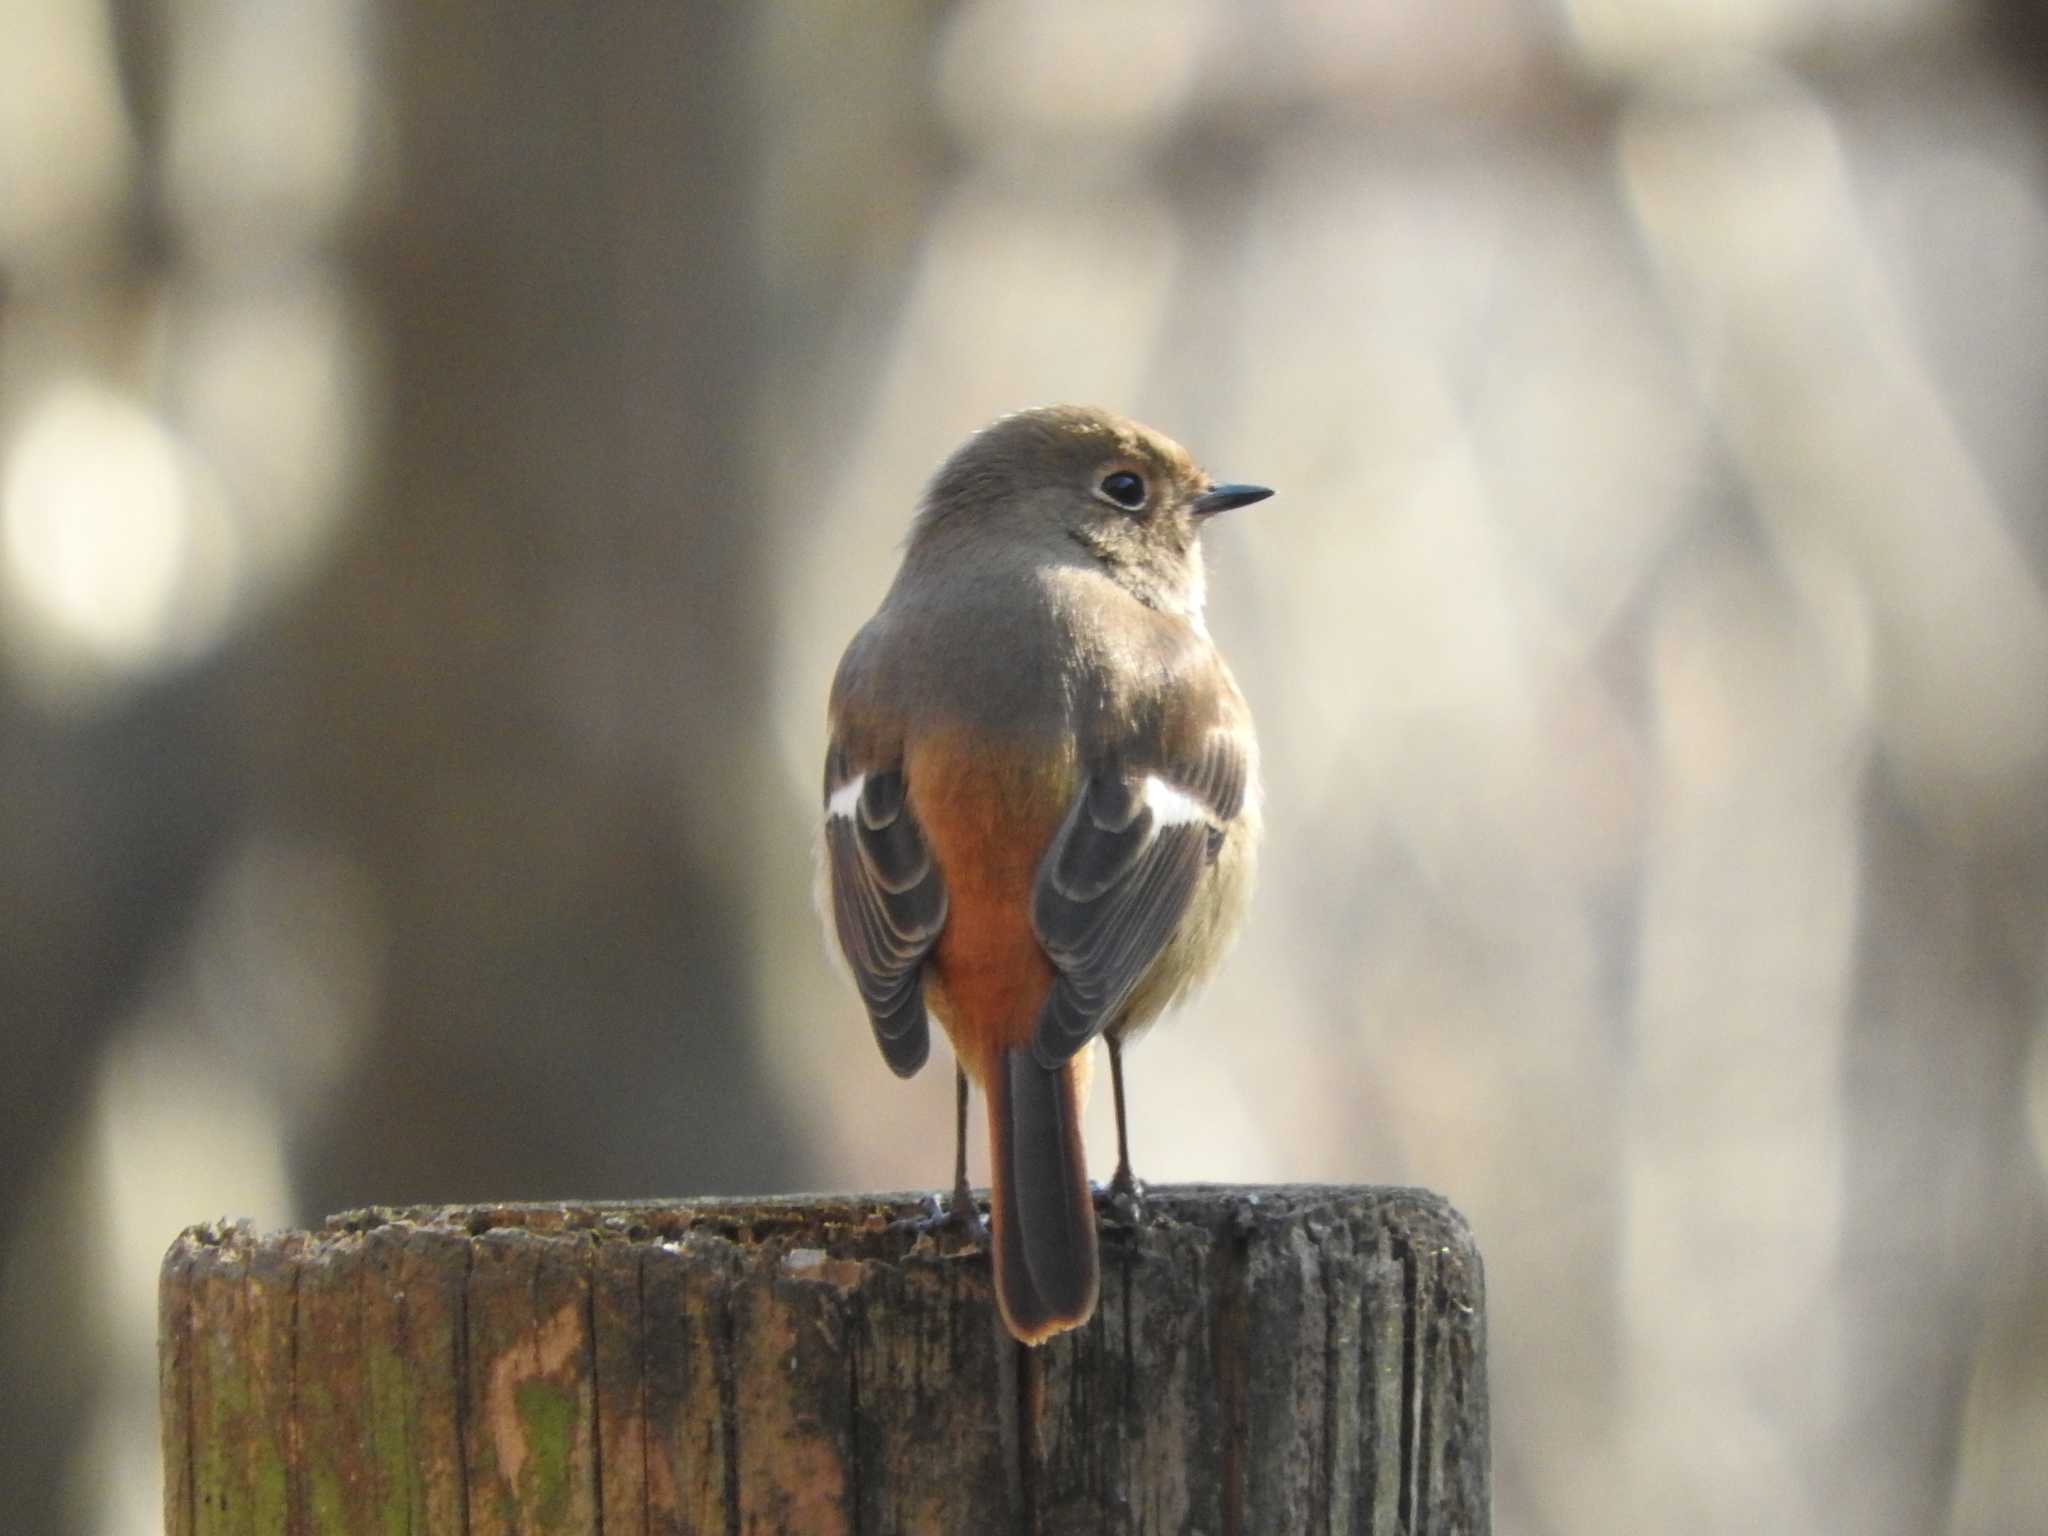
[946,1061,989,1240]
[1100,1033,1146,1221]
[892,1063,988,1244]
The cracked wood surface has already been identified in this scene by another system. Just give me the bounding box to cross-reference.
[159,1186,1488,1534]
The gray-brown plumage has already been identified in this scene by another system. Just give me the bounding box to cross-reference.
[822,404,1267,1343]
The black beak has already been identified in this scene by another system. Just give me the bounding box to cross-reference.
[1192,482,1274,517]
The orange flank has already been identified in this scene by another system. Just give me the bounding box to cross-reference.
[904,733,1068,1077]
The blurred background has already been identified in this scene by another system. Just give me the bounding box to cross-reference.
[4,1,2047,1532]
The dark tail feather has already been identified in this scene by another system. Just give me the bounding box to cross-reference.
[986,1046,1098,1344]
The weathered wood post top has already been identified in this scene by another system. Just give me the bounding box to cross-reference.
[161,1184,1487,1533]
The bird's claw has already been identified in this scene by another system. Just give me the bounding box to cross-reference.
[890,1188,989,1246]
[888,1192,947,1231]
[1094,1170,1147,1226]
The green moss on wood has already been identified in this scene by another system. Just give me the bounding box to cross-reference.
[513,1378,579,1527]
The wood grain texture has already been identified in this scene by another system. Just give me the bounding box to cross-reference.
[161,1186,1487,1534]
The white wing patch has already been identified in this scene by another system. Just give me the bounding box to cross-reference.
[1143,774,1208,827]
[827,773,865,821]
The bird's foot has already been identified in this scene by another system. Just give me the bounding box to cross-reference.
[1094,1167,1147,1226]
[890,1186,989,1246]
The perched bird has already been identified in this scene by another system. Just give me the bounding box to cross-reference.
[821,405,1267,1344]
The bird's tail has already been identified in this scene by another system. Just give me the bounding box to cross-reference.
[985,1045,1098,1344]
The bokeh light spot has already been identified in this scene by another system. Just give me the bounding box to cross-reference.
[1,383,242,697]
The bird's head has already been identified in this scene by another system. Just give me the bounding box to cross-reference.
[912,404,1271,621]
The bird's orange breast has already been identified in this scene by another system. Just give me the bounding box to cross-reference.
[904,730,1074,1080]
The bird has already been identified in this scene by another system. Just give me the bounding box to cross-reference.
[820,404,1267,1344]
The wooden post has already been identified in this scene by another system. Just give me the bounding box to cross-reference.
[160,1186,1487,1534]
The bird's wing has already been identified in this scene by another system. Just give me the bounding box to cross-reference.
[1029,722,1250,1067]
[823,740,948,1077]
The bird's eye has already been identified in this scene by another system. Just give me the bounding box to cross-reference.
[1099,470,1146,509]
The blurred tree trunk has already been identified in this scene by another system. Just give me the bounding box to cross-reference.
[277,3,799,1214]
[1837,782,2048,1535]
